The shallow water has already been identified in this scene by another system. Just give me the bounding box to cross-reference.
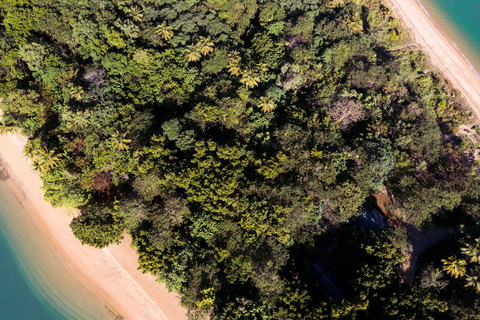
[419,0,480,76]
[0,179,117,320]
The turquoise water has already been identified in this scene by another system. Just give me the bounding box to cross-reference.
[0,177,118,320]
[420,0,480,74]
[0,223,63,319]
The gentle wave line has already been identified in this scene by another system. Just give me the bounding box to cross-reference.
[56,250,73,268]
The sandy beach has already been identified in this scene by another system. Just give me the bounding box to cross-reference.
[386,0,480,120]
[0,132,187,320]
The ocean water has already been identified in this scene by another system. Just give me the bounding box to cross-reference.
[0,177,118,319]
[419,0,480,75]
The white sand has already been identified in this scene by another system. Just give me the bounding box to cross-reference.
[0,133,187,320]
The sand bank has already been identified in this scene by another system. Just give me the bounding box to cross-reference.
[386,0,480,119]
[0,133,187,320]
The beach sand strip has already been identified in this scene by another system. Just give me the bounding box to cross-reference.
[386,0,480,120]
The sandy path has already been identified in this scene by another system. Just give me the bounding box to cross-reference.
[384,0,480,283]
[399,225,452,283]
[0,133,187,320]
[386,0,480,119]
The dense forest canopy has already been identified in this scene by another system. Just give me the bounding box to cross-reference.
[2,0,480,318]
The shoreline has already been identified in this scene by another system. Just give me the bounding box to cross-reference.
[0,133,187,320]
[386,0,480,120]
[417,0,480,79]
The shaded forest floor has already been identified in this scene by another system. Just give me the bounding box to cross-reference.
[373,187,457,284]
[399,225,453,283]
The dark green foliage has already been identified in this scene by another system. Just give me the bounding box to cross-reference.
[71,205,125,248]
[3,89,47,135]
[0,0,479,318]
[380,287,448,319]
[419,265,448,291]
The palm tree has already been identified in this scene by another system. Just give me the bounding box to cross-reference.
[258,96,276,113]
[442,256,467,278]
[112,131,132,150]
[328,0,344,8]
[227,52,242,76]
[228,64,241,76]
[255,63,269,75]
[31,159,48,175]
[185,44,201,62]
[70,86,84,101]
[23,140,40,161]
[0,123,18,134]
[240,70,260,89]
[155,21,174,41]
[461,240,480,263]
[347,14,363,34]
[40,148,62,170]
[465,274,480,293]
[31,147,63,174]
[71,112,91,130]
[127,6,143,23]
[198,36,214,56]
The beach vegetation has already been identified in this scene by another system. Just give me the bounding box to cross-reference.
[0,0,479,318]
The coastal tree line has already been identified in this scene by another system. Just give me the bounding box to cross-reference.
[1,0,480,318]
